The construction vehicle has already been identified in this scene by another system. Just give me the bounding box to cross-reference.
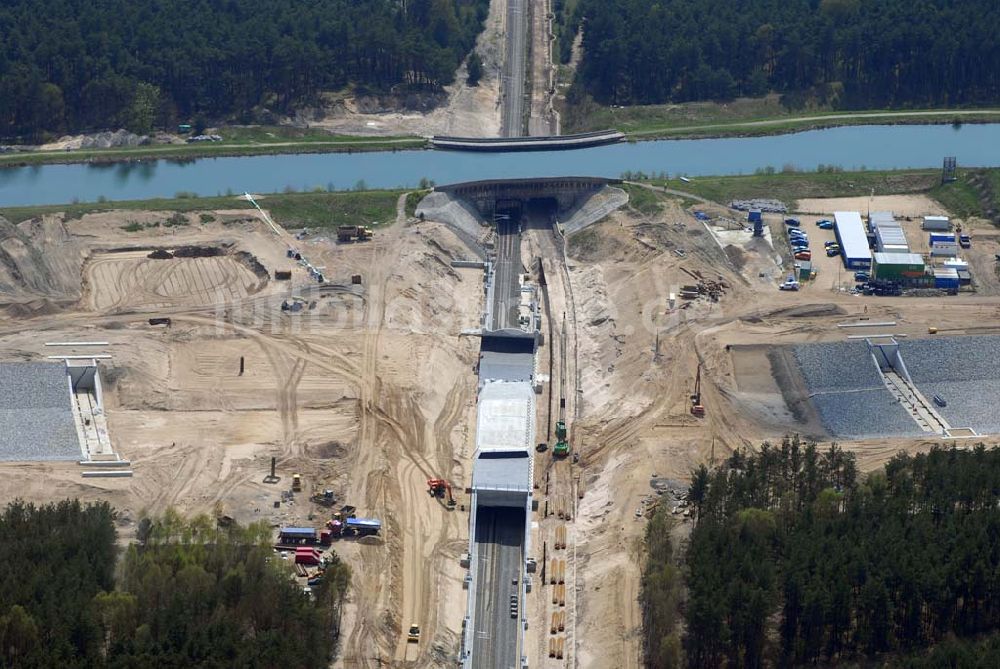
[292,473,302,492]
[553,419,570,456]
[310,489,336,506]
[407,624,420,643]
[690,363,705,417]
[427,479,457,507]
[337,225,373,243]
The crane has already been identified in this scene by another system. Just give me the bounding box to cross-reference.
[690,362,705,417]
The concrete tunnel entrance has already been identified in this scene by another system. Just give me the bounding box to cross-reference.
[434,176,621,227]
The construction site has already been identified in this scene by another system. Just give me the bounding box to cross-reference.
[6,7,1000,662]
[5,170,1000,667]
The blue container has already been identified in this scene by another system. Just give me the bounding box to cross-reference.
[930,233,956,244]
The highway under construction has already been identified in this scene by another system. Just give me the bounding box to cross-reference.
[460,195,539,669]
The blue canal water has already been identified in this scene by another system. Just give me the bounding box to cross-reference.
[1,123,999,207]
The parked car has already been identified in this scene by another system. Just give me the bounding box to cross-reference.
[794,250,811,260]
[826,247,840,257]
[854,271,870,282]
[824,241,839,247]
[779,278,800,291]
[785,218,801,226]
[791,242,809,251]
[816,219,833,226]
[817,220,835,229]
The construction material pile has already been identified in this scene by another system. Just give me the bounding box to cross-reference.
[729,198,788,213]
[679,267,728,302]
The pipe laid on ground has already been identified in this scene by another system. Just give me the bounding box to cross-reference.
[79,460,131,467]
[45,342,110,346]
[848,333,908,339]
[81,470,133,478]
[48,354,113,360]
[837,321,896,328]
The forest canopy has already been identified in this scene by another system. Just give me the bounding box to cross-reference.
[643,441,1000,668]
[0,501,350,668]
[0,0,489,140]
[573,0,1000,109]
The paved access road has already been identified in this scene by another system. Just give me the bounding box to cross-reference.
[492,219,522,330]
[472,507,525,669]
[501,0,527,137]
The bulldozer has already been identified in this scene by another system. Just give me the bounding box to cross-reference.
[337,225,373,243]
[310,489,336,507]
[427,479,457,508]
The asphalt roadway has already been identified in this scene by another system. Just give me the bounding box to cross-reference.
[491,219,522,330]
[472,507,525,669]
[501,0,527,137]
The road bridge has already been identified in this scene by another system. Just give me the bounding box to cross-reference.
[430,130,625,152]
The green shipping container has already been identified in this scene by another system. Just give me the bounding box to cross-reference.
[873,252,924,281]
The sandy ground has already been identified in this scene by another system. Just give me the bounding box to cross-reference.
[5,182,1000,669]
[313,2,505,138]
[527,189,1000,669]
[796,194,948,218]
[528,0,557,136]
[0,199,483,668]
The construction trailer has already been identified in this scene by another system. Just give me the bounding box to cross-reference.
[933,267,961,291]
[834,211,873,269]
[922,216,951,231]
[873,252,926,284]
[931,242,960,258]
[870,213,909,253]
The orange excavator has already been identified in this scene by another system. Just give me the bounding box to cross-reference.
[427,479,456,507]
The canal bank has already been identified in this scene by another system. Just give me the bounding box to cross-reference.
[4,124,1000,207]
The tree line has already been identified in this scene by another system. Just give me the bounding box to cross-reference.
[0,501,350,668]
[642,439,1000,667]
[0,0,489,141]
[571,0,1000,109]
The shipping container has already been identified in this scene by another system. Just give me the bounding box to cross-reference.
[929,233,956,244]
[922,216,951,231]
[873,252,925,281]
[933,267,960,291]
[930,242,959,257]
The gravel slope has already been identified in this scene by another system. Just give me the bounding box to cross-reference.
[792,341,920,438]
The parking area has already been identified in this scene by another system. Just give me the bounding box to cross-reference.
[768,213,859,293]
